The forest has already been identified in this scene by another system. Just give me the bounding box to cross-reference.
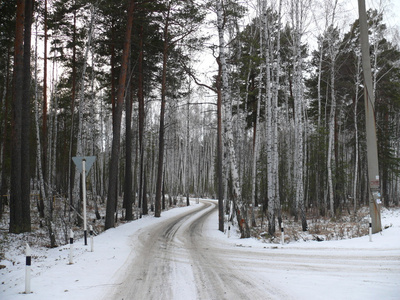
[0,0,399,245]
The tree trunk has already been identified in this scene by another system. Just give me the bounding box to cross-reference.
[217,0,249,238]
[0,49,11,218]
[10,0,32,234]
[155,4,171,218]
[42,0,48,185]
[185,84,190,207]
[291,0,307,231]
[34,24,56,247]
[123,65,133,221]
[105,0,135,230]
[273,0,282,230]
[138,24,145,218]
[217,61,224,232]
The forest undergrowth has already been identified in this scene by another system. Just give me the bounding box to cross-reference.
[250,206,391,244]
[0,194,190,265]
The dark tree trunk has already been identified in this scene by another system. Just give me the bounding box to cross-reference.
[123,65,133,221]
[10,0,24,234]
[110,22,116,120]
[162,169,165,210]
[155,5,170,218]
[105,0,135,230]
[10,0,32,233]
[142,169,148,215]
[0,49,11,218]
[21,0,33,232]
[138,25,145,217]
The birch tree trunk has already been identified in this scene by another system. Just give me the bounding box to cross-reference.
[273,0,282,230]
[216,58,224,232]
[42,0,48,186]
[72,3,96,225]
[251,0,264,228]
[185,82,190,206]
[327,58,336,217]
[217,0,250,238]
[327,0,338,217]
[291,0,307,231]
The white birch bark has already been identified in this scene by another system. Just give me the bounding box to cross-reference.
[291,0,308,230]
[185,83,190,205]
[317,39,323,128]
[273,0,282,228]
[327,0,339,217]
[73,3,96,220]
[260,0,276,234]
[217,1,249,238]
[327,62,336,217]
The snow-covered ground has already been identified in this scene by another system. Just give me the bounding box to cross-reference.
[1,200,399,300]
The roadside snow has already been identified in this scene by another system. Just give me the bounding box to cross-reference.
[1,201,399,300]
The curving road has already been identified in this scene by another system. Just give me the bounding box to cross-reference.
[103,200,399,300]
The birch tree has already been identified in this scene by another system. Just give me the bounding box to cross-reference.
[290,0,308,231]
[71,2,96,226]
[326,0,339,217]
[217,0,250,238]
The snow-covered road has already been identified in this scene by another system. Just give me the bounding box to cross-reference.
[2,200,399,300]
[104,201,288,299]
[103,200,400,300]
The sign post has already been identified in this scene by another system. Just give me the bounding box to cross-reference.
[82,159,87,245]
[25,243,31,294]
[72,156,96,246]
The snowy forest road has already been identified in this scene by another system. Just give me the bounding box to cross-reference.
[103,200,399,300]
[103,200,288,299]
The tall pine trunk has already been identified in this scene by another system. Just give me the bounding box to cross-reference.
[105,0,135,229]
[10,0,32,234]
[123,63,133,221]
[155,3,171,218]
[138,25,145,217]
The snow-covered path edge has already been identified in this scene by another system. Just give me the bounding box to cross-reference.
[1,200,206,300]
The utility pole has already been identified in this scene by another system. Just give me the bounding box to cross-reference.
[357,0,382,233]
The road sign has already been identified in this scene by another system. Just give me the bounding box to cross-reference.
[72,156,96,176]
[72,156,96,246]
